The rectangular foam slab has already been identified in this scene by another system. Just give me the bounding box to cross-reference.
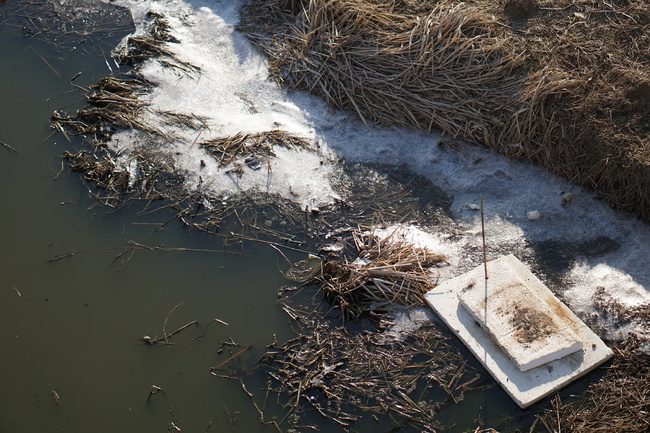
[457,261,583,372]
[424,254,613,408]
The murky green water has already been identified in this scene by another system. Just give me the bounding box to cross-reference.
[0,2,587,432]
[0,4,292,432]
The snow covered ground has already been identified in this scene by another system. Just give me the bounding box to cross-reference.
[107,0,650,344]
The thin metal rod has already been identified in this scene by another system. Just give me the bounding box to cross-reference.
[480,196,488,280]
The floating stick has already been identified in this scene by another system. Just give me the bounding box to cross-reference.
[210,343,256,372]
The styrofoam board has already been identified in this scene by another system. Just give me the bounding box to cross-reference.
[457,260,583,371]
[424,254,613,408]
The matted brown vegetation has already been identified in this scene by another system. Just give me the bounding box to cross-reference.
[64,149,130,195]
[238,0,650,222]
[115,10,200,74]
[255,281,485,432]
[242,229,481,431]
[51,74,156,141]
[537,334,650,433]
[316,230,447,322]
[262,319,481,431]
[200,130,309,167]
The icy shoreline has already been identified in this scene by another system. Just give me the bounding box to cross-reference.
[105,0,649,343]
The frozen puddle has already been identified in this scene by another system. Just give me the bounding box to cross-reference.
[425,255,613,408]
[106,1,341,210]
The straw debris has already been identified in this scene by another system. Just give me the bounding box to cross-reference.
[200,130,309,168]
[52,73,156,142]
[114,11,199,75]
[2,0,134,56]
[262,294,483,431]
[239,0,650,222]
[538,334,650,433]
[62,147,188,210]
[315,230,446,322]
[157,110,209,130]
[64,149,130,195]
[251,228,472,431]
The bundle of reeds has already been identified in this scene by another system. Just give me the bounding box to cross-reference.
[51,74,154,141]
[318,231,446,321]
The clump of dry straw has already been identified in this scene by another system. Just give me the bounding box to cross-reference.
[317,231,446,322]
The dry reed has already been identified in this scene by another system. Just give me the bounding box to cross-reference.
[317,230,446,322]
[200,130,309,167]
[537,334,650,433]
[239,0,650,222]
[52,74,157,141]
[64,149,130,194]
[114,11,200,74]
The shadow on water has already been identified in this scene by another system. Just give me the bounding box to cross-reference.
[527,236,620,292]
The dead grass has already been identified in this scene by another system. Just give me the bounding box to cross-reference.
[537,334,650,433]
[261,285,484,432]
[115,11,200,74]
[51,74,157,141]
[239,0,650,222]
[64,149,130,194]
[316,230,447,322]
[200,130,309,167]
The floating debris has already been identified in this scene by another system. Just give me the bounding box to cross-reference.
[0,140,17,154]
[284,254,322,283]
[261,296,483,432]
[47,250,75,262]
[50,388,61,406]
[316,230,447,322]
